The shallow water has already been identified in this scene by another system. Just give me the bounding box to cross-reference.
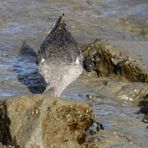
[0,0,148,147]
[63,73,148,147]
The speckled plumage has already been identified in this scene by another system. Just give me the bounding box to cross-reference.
[37,14,83,97]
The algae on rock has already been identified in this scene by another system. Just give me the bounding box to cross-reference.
[83,39,148,83]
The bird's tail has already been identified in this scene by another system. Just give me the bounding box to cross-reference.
[50,14,66,34]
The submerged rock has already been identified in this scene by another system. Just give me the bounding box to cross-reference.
[116,82,148,102]
[139,94,148,123]
[83,39,148,83]
[0,95,95,148]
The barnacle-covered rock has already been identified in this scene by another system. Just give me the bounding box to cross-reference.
[0,95,95,148]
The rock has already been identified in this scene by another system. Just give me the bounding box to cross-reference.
[0,95,95,148]
[117,83,148,102]
[82,39,148,83]
[138,94,148,123]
